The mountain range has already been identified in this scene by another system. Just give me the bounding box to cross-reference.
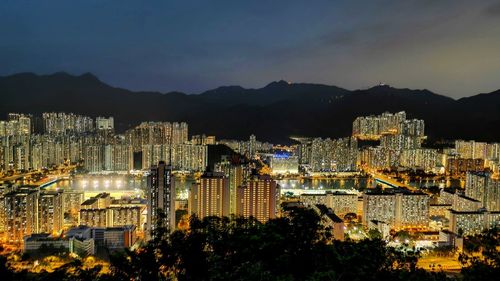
[1,72,499,143]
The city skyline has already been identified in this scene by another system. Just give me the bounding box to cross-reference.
[1,1,499,279]
[1,109,499,278]
[2,1,500,98]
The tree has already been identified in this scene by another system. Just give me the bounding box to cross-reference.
[459,227,500,281]
[368,229,383,240]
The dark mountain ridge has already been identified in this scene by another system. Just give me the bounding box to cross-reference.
[1,72,499,143]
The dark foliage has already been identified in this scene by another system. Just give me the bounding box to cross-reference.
[3,210,498,280]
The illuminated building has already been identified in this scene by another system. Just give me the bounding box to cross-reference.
[449,210,500,236]
[205,135,216,145]
[380,134,421,151]
[42,112,94,135]
[438,189,455,205]
[453,195,482,212]
[66,225,137,253]
[368,220,391,239]
[297,140,312,165]
[236,175,280,222]
[7,113,32,136]
[147,161,175,239]
[108,206,144,230]
[62,190,84,220]
[0,187,5,232]
[399,148,439,172]
[38,191,63,235]
[465,172,500,211]
[362,193,396,227]
[172,122,188,145]
[142,144,170,169]
[300,192,358,216]
[429,204,451,217]
[78,193,145,229]
[362,191,430,229]
[438,188,482,211]
[310,137,357,172]
[96,116,114,131]
[248,134,257,157]
[188,171,230,218]
[455,140,500,160]
[327,192,358,216]
[104,144,133,171]
[270,153,299,174]
[79,208,108,227]
[4,189,39,243]
[358,147,399,170]
[65,226,96,256]
[84,145,103,172]
[125,122,173,152]
[395,193,430,228]
[352,111,424,140]
[191,134,216,145]
[215,159,249,214]
[81,193,111,209]
[104,225,137,250]
[300,193,328,206]
[79,193,112,227]
[219,136,272,157]
[172,143,207,172]
[23,233,70,253]
[445,158,484,176]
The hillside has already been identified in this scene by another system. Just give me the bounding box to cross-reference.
[1,72,499,143]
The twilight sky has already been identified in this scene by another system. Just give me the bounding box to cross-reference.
[1,0,500,98]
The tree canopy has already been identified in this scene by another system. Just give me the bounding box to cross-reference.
[2,208,498,280]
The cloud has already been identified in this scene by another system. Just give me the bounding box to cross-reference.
[484,2,500,17]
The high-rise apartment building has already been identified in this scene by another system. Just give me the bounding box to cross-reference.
[147,161,175,239]
[7,113,32,136]
[449,210,500,236]
[84,145,103,172]
[236,175,280,222]
[327,192,358,216]
[352,111,424,140]
[104,144,133,171]
[188,171,230,218]
[309,137,357,172]
[215,160,249,214]
[38,191,64,235]
[172,122,188,145]
[172,143,207,172]
[362,191,430,229]
[4,189,39,243]
[465,172,500,211]
[445,158,484,176]
[455,140,500,160]
[96,117,114,131]
[142,144,171,169]
[42,112,94,135]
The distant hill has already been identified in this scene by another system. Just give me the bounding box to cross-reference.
[1,72,499,143]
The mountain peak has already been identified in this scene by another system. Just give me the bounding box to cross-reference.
[79,72,100,82]
[368,83,393,90]
[265,80,291,88]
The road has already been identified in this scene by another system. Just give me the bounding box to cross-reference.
[363,168,432,195]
